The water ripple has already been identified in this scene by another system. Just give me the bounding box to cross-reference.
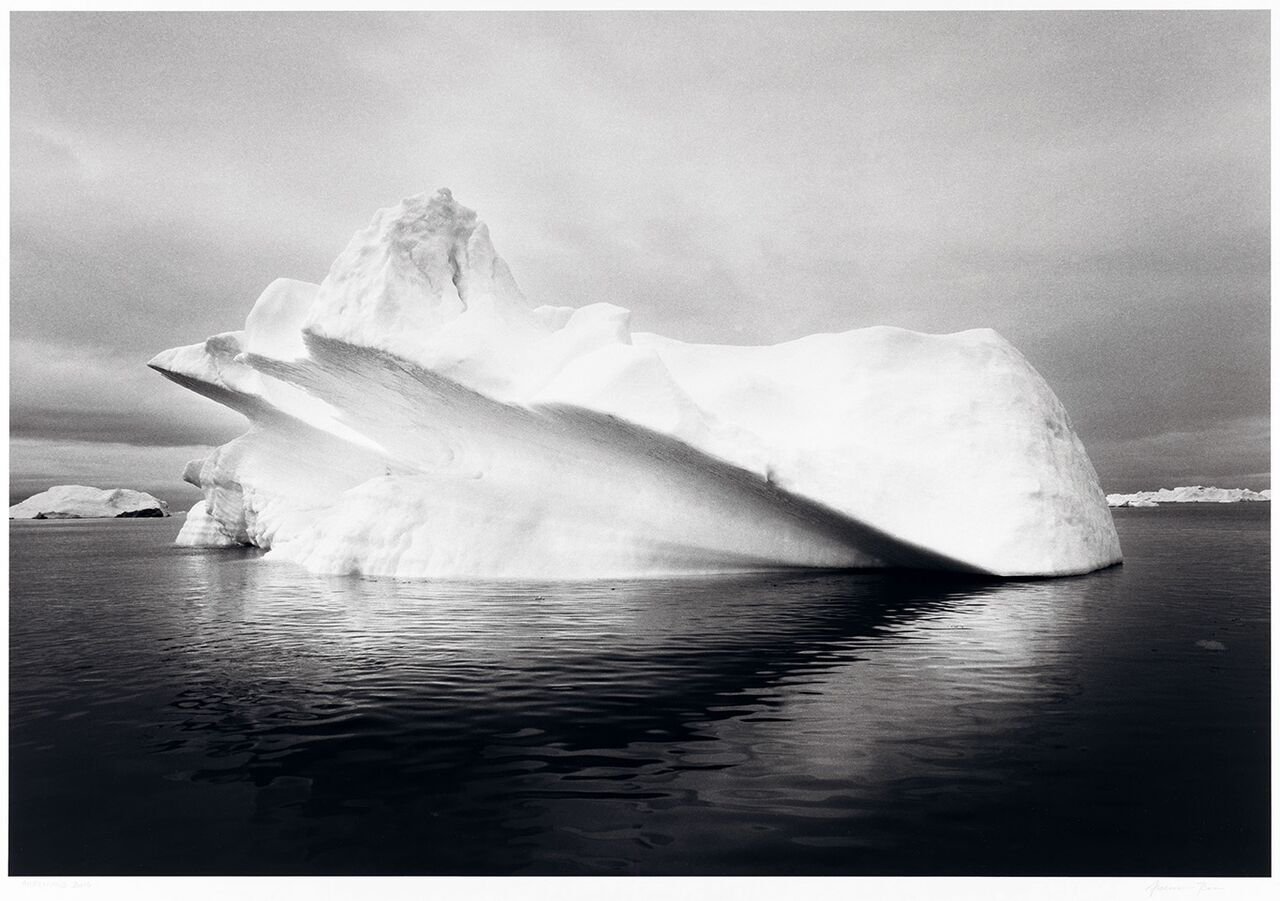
[8,509,1271,875]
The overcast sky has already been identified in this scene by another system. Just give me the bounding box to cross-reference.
[9,10,1270,506]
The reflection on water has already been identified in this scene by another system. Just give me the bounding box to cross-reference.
[9,507,1270,875]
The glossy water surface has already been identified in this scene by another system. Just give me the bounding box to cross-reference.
[9,505,1270,875]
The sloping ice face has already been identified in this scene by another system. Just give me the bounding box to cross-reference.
[149,189,1122,578]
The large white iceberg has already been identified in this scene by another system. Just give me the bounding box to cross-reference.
[149,189,1121,579]
[10,485,170,519]
[1107,486,1272,507]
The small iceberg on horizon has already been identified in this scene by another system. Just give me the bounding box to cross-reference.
[1107,487,1272,507]
[10,485,170,520]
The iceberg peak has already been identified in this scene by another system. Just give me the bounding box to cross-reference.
[306,188,526,346]
[300,189,546,397]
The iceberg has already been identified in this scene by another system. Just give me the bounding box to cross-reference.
[149,189,1122,579]
[10,485,170,519]
[1107,487,1272,507]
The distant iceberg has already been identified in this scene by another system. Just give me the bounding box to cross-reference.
[1107,487,1272,507]
[10,485,170,519]
[150,189,1122,579]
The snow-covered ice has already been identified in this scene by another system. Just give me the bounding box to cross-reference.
[10,485,170,519]
[150,189,1122,578]
[1107,486,1272,507]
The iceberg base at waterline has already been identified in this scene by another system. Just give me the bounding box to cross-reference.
[150,189,1122,580]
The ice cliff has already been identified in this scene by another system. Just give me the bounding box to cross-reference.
[149,189,1122,578]
[1107,487,1272,507]
[10,485,170,519]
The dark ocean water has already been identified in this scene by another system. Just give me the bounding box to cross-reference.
[8,505,1270,876]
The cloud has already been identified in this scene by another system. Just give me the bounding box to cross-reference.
[9,338,246,447]
[1088,415,1270,493]
[8,11,1270,490]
